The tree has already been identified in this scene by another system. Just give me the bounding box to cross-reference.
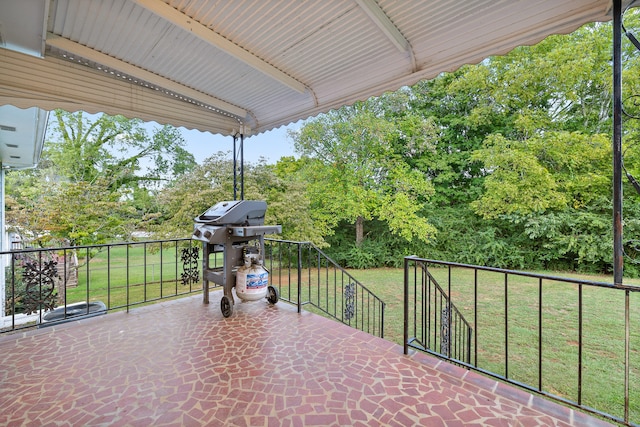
[6,110,196,246]
[153,153,324,244]
[291,99,436,246]
[46,110,196,188]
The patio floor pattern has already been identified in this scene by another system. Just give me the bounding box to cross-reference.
[0,290,612,427]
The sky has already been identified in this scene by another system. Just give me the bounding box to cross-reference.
[166,122,300,165]
[48,112,301,166]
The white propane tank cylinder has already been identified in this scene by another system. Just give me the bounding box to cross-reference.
[235,263,269,301]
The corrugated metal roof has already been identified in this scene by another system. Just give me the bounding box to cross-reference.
[0,0,622,136]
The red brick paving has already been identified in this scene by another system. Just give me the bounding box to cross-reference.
[0,291,612,426]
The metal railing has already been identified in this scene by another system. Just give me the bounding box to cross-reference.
[265,239,385,338]
[1,238,202,332]
[2,238,385,340]
[407,260,472,363]
[404,256,640,426]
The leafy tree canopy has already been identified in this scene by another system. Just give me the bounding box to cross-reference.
[6,110,196,246]
[291,99,436,245]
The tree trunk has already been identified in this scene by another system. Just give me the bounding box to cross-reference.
[355,216,364,246]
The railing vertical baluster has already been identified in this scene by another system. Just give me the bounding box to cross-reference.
[341,272,345,323]
[38,251,42,324]
[381,300,385,339]
[11,253,16,329]
[173,241,178,294]
[367,292,371,334]
[426,266,431,349]
[538,277,543,391]
[143,242,148,302]
[126,244,130,312]
[436,288,441,354]
[447,265,452,359]
[504,272,508,379]
[297,242,302,313]
[63,249,68,307]
[332,263,342,317]
[625,289,630,424]
[85,248,90,310]
[474,268,478,366]
[316,247,320,313]
[357,282,361,330]
[107,246,111,309]
[578,284,583,406]
[288,243,292,304]
[420,262,425,351]
[467,324,472,364]
[404,257,409,355]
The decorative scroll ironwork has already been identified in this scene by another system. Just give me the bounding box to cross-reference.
[344,282,356,321]
[22,260,59,315]
[440,306,450,357]
[621,7,640,267]
[181,246,200,286]
[624,239,640,264]
[622,94,640,119]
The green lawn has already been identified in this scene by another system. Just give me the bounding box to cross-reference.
[63,243,201,309]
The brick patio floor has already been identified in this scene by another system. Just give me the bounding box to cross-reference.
[0,290,613,426]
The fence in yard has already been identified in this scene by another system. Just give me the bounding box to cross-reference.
[404,256,640,426]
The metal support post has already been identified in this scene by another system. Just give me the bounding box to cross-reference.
[233,134,238,201]
[240,133,245,200]
[613,0,624,285]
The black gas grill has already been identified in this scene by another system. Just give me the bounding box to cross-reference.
[192,200,281,317]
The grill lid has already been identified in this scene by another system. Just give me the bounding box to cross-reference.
[194,200,267,226]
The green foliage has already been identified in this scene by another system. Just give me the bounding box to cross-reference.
[291,99,436,246]
[323,220,426,269]
[6,111,195,246]
[153,153,326,245]
[47,110,196,187]
[471,132,610,218]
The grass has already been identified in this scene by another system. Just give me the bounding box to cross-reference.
[62,243,201,309]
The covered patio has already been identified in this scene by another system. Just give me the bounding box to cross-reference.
[0,290,612,426]
[0,0,635,426]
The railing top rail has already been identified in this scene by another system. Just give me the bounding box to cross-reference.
[405,255,640,292]
[1,238,194,256]
[265,238,312,245]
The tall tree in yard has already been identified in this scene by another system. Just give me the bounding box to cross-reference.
[291,99,436,246]
[6,110,196,246]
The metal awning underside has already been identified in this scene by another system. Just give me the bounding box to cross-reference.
[0,0,622,137]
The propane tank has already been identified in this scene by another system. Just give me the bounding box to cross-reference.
[235,254,269,301]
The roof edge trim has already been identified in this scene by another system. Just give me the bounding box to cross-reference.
[46,33,248,120]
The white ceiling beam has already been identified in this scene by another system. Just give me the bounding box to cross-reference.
[130,0,308,94]
[45,33,248,119]
[354,0,410,53]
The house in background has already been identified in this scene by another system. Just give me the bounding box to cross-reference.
[0,106,48,320]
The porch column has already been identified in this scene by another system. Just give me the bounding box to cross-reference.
[613,0,623,285]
